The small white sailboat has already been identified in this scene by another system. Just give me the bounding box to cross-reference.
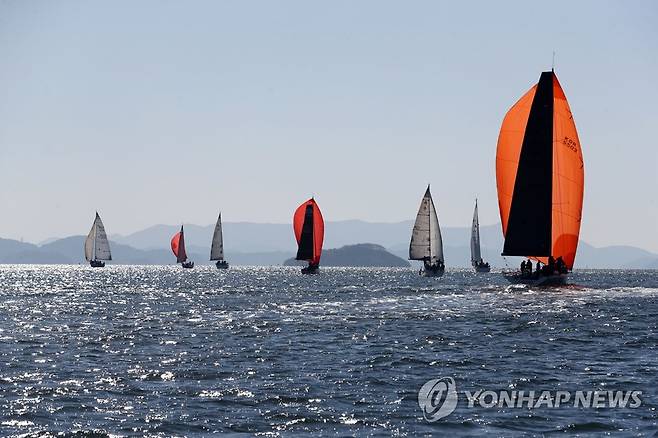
[84,212,112,267]
[470,199,491,272]
[210,213,229,269]
[409,185,445,277]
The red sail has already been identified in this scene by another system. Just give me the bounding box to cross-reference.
[293,198,324,265]
[171,228,187,263]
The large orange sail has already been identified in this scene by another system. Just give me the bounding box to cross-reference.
[293,198,325,266]
[496,71,584,269]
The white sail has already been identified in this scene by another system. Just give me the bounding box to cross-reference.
[470,200,482,265]
[409,186,443,263]
[85,213,112,262]
[84,223,94,262]
[210,213,224,261]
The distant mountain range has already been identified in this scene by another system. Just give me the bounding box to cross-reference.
[1,220,657,268]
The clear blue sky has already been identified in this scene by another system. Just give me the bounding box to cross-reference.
[1,1,657,251]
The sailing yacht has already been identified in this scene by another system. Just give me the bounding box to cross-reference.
[293,198,324,274]
[409,185,445,277]
[210,213,228,269]
[471,199,490,272]
[496,70,584,285]
[84,212,112,267]
[171,225,194,269]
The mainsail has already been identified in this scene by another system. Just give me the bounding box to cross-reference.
[84,212,112,262]
[171,226,188,263]
[409,186,443,263]
[293,198,324,265]
[496,70,584,269]
[210,213,224,261]
[470,200,482,265]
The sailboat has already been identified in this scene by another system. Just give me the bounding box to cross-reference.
[409,185,445,277]
[496,70,584,285]
[293,198,324,274]
[471,199,490,272]
[84,212,112,268]
[171,225,194,269]
[210,213,228,269]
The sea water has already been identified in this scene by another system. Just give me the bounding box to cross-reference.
[0,265,656,436]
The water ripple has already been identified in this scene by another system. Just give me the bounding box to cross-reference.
[0,265,656,435]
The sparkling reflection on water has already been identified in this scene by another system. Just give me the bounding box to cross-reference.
[0,265,656,436]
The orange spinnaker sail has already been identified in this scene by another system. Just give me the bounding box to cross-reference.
[171,229,187,263]
[293,198,325,265]
[496,71,584,269]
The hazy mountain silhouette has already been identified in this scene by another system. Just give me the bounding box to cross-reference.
[105,220,658,269]
[0,238,72,264]
[1,220,657,268]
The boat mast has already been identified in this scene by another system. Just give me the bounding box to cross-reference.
[180,225,184,264]
[475,199,479,263]
[218,213,223,261]
[424,185,430,263]
[92,218,97,262]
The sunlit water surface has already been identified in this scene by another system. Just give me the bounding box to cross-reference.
[0,266,656,436]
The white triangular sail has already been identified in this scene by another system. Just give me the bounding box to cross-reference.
[470,200,482,265]
[84,226,94,262]
[85,213,112,262]
[409,186,443,263]
[210,213,224,261]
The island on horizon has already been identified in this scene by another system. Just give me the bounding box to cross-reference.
[283,243,410,268]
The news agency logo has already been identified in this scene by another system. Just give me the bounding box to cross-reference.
[417,377,458,422]
[418,377,643,422]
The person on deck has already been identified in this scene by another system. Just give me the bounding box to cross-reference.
[523,260,530,276]
[556,256,567,274]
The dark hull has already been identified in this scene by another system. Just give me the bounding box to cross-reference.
[301,263,319,275]
[89,260,105,268]
[473,263,491,273]
[421,265,444,277]
[504,272,567,286]
[181,261,195,269]
[215,260,229,269]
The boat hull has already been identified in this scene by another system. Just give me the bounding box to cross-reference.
[504,272,567,286]
[473,264,491,273]
[181,261,195,269]
[419,260,445,277]
[215,260,229,269]
[421,265,444,277]
[301,263,319,275]
[89,260,105,268]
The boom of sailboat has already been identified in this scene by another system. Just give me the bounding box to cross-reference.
[81,69,583,282]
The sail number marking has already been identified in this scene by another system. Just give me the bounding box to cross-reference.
[562,136,578,153]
